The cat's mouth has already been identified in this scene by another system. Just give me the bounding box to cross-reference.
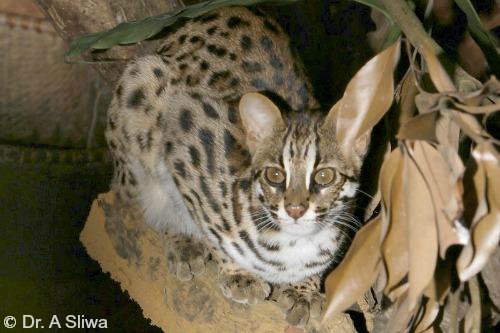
[276,216,325,236]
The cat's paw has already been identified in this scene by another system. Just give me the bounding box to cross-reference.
[218,272,271,305]
[165,236,208,281]
[273,286,324,327]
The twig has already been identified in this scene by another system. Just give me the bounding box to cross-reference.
[379,0,441,55]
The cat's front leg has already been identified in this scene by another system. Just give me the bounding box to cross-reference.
[272,275,324,327]
[212,250,271,305]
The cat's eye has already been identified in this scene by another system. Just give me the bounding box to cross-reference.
[265,167,285,185]
[314,168,335,186]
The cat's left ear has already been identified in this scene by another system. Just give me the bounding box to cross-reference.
[239,93,284,153]
[321,107,372,173]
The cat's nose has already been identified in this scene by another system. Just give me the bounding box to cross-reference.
[285,204,307,220]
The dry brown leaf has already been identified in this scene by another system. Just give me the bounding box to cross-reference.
[405,142,439,311]
[458,143,500,281]
[326,40,400,168]
[414,299,440,333]
[380,148,409,297]
[424,256,452,305]
[385,291,413,333]
[481,247,500,326]
[415,142,462,257]
[396,69,419,125]
[464,277,482,333]
[420,45,456,93]
[397,112,439,142]
[322,216,382,322]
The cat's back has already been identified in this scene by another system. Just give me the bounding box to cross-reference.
[106,6,317,169]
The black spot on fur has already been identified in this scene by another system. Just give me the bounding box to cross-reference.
[273,74,285,86]
[208,70,230,86]
[179,109,193,132]
[155,86,165,96]
[219,181,228,197]
[227,106,238,124]
[258,239,280,251]
[188,146,200,168]
[174,160,187,179]
[178,34,187,44]
[153,68,163,78]
[264,20,280,34]
[198,129,215,174]
[176,53,188,62]
[179,63,188,70]
[240,35,252,50]
[202,102,219,119]
[260,36,273,52]
[223,129,237,157]
[190,36,202,43]
[250,79,267,90]
[241,61,263,73]
[270,54,284,70]
[221,217,232,232]
[227,16,250,29]
[127,88,145,108]
[156,113,165,128]
[232,242,244,255]
[230,77,240,87]
[199,13,219,23]
[199,176,220,213]
[207,26,217,35]
[200,61,210,71]
[239,178,251,192]
[229,53,237,61]
[206,44,227,57]
[239,231,282,267]
[209,228,222,243]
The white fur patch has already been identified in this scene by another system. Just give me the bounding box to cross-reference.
[339,180,358,198]
[130,160,200,236]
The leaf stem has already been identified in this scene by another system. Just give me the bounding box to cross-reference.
[378,0,441,55]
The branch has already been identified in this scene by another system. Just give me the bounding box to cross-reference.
[379,0,442,54]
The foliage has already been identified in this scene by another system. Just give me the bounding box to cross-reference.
[321,2,500,331]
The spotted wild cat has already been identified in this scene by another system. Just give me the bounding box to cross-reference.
[105,6,368,326]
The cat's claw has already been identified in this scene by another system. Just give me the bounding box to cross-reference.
[273,287,324,327]
[165,237,208,281]
[218,272,271,305]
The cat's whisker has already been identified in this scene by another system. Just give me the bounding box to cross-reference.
[354,188,374,200]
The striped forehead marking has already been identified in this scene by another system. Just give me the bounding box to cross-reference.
[281,123,319,190]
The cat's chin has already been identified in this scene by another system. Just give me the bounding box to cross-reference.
[279,219,323,237]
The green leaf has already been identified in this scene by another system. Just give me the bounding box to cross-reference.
[454,0,500,77]
[66,0,300,59]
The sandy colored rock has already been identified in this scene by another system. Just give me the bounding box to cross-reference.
[80,192,357,333]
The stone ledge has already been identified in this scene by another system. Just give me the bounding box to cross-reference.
[80,192,358,333]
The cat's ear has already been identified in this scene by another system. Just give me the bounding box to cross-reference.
[322,107,372,172]
[239,93,284,153]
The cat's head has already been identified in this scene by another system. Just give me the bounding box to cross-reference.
[239,93,370,236]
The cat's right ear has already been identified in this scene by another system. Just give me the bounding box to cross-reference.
[239,93,284,153]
